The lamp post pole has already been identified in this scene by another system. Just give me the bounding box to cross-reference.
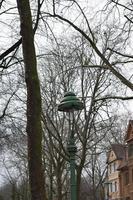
[67,129,77,200]
[58,92,84,200]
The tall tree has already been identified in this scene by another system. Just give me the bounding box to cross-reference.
[16,0,47,199]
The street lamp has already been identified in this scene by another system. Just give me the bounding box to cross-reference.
[58,92,84,200]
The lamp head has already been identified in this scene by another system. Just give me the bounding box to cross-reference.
[58,92,84,112]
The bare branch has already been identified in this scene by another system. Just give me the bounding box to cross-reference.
[107,47,133,59]
[71,0,95,41]
[124,15,133,24]
[95,96,133,102]
[0,38,22,61]
[0,91,16,120]
[45,13,133,90]
[111,0,133,11]
[0,0,44,63]
[0,0,5,9]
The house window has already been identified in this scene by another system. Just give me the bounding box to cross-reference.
[109,164,112,174]
[114,181,117,192]
[112,181,117,192]
[109,182,112,193]
[113,162,116,171]
[109,162,117,174]
[109,181,117,193]
[112,182,115,192]
[113,162,117,172]
[128,143,133,157]
[125,172,129,185]
[108,163,113,175]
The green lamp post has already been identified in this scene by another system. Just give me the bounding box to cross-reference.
[58,92,84,200]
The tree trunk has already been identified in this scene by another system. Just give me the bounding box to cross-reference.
[57,169,62,200]
[77,166,82,200]
[16,1,47,199]
[11,183,17,200]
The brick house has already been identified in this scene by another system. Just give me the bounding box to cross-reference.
[106,120,133,200]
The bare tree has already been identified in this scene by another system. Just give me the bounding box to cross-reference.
[37,35,131,199]
[16,0,47,199]
[38,0,133,91]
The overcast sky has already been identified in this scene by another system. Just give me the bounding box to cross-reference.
[0,0,133,186]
